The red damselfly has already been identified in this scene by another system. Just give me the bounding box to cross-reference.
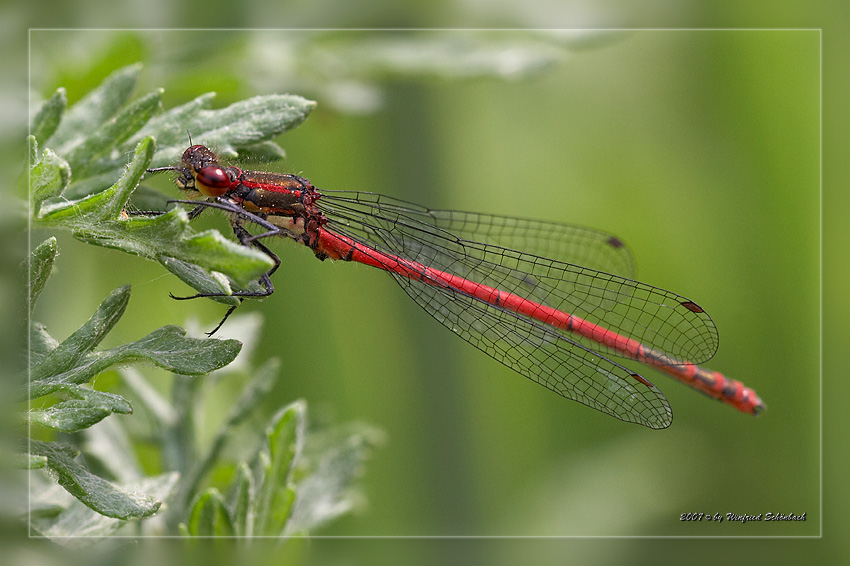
[145,144,765,429]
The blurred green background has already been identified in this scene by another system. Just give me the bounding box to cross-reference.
[9,6,844,563]
[29,28,818,531]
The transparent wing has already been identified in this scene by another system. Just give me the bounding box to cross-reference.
[314,191,722,428]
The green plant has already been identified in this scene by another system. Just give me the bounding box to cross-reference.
[30,63,317,302]
[22,64,380,544]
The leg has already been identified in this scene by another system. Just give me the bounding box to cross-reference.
[169,220,280,302]
[125,203,207,219]
[179,221,281,336]
[165,200,283,334]
[167,198,283,237]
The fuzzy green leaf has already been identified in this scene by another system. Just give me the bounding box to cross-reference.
[29,440,161,519]
[32,70,313,302]
[29,386,133,432]
[26,454,49,469]
[62,91,311,195]
[235,140,288,162]
[29,143,71,208]
[29,404,111,432]
[30,324,242,399]
[185,489,234,537]
[50,64,142,151]
[75,213,272,291]
[180,358,280,504]
[231,462,253,537]
[82,412,143,484]
[118,326,242,374]
[267,401,306,481]
[30,322,60,363]
[160,256,239,307]
[286,424,383,534]
[35,137,274,289]
[61,385,134,414]
[36,136,154,221]
[64,88,163,177]
[31,472,178,542]
[28,133,37,164]
[30,285,132,385]
[257,483,295,538]
[31,88,67,144]
[139,93,316,170]
[124,92,216,149]
[27,284,242,400]
[28,237,59,311]
[254,400,304,536]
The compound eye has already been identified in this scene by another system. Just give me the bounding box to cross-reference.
[196,166,232,196]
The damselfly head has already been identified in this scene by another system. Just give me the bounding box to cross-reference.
[181,144,221,172]
[175,145,235,197]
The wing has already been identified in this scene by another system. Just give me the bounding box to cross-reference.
[319,191,718,364]
[320,191,637,277]
[316,191,712,428]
